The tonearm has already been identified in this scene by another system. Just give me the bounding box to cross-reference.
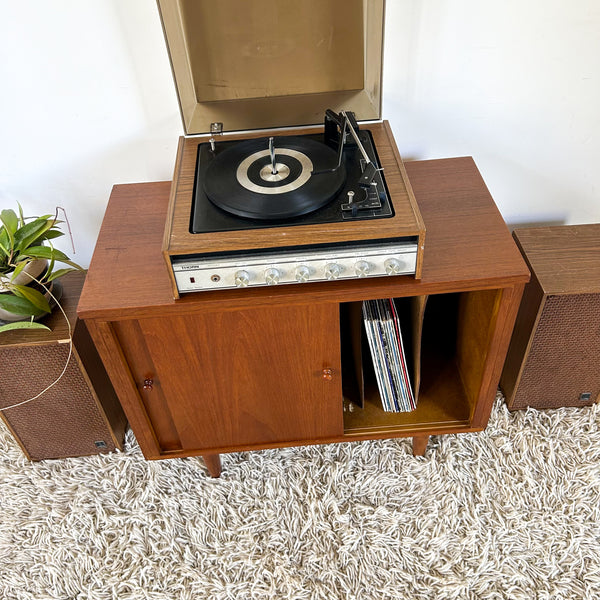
[314,109,381,189]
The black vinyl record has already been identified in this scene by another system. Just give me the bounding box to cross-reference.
[204,136,346,220]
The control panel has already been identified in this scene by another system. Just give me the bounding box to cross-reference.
[172,240,418,293]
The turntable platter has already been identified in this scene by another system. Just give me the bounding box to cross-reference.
[204,136,346,220]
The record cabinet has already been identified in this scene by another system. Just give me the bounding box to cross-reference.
[77,0,529,475]
[77,157,529,476]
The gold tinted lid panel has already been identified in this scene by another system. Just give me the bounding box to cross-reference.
[157,0,384,133]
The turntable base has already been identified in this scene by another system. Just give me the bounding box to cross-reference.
[163,121,426,296]
[78,158,529,476]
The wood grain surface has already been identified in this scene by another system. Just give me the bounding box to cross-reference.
[163,122,426,268]
[111,303,343,453]
[513,224,600,294]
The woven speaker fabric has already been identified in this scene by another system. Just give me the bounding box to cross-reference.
[0,343,116,460]
[512,293,600,410]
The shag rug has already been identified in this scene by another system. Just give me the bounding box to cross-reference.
[1,397,599,600]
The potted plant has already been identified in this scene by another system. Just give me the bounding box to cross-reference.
[0,205,83,332]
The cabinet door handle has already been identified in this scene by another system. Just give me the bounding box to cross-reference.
[143,378,154,391]
[322,368,334,381]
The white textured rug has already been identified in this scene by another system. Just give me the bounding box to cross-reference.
[1,398,599,600]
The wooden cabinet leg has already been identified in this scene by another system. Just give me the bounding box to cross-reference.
[202,453,222,478]
[412,435,429,456]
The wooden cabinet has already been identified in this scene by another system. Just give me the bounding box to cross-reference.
[78,157,529,476]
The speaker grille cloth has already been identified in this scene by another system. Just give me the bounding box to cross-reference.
[0,344,116,460]
[512,293,600,410]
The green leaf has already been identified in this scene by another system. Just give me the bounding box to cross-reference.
[0,320,50,333]
[22,245,70,262]
[11,284,51,314]
[0,210,18,247]
[42,230,64,240]
[0,227,12,259]
[22,246,82,272]
[61,259,84,271]
[10,261,27,281]
[0,234,9,258]
[45,267,79,282]
[0,292,47,316]
[13,218,56,253]
[47,253,55,280]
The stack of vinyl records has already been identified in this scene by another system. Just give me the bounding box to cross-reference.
[362,299,417,412]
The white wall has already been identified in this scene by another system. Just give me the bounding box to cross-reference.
[384,0,600,228]
[1,0,599,267]
[0,0,180,266]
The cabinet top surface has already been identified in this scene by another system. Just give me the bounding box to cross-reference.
[78,157,529,319]
[514,224,600,294]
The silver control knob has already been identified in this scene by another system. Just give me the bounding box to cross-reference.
[325,263,341,280]
[234,270,250,287]
[264,268,280,285]
[295,265,310,283]
[384,258,403,275]
[354,260,370,278]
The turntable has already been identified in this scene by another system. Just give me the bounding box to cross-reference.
[158,0,425,296]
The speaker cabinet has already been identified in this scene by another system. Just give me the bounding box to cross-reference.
[0,273,126,460]
[501,224,600,410]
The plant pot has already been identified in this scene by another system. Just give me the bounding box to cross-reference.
[0,260,55,323]
[0,258,48,291]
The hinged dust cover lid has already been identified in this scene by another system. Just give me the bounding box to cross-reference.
[157,0,384,134]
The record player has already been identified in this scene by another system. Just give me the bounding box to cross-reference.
[158,0,425,297]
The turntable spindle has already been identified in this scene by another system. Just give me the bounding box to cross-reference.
[258,137,291,183]
[268,137,277,175]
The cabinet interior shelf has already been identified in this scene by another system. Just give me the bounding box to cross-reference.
[341,289,501,436]
[343,359,473,435]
